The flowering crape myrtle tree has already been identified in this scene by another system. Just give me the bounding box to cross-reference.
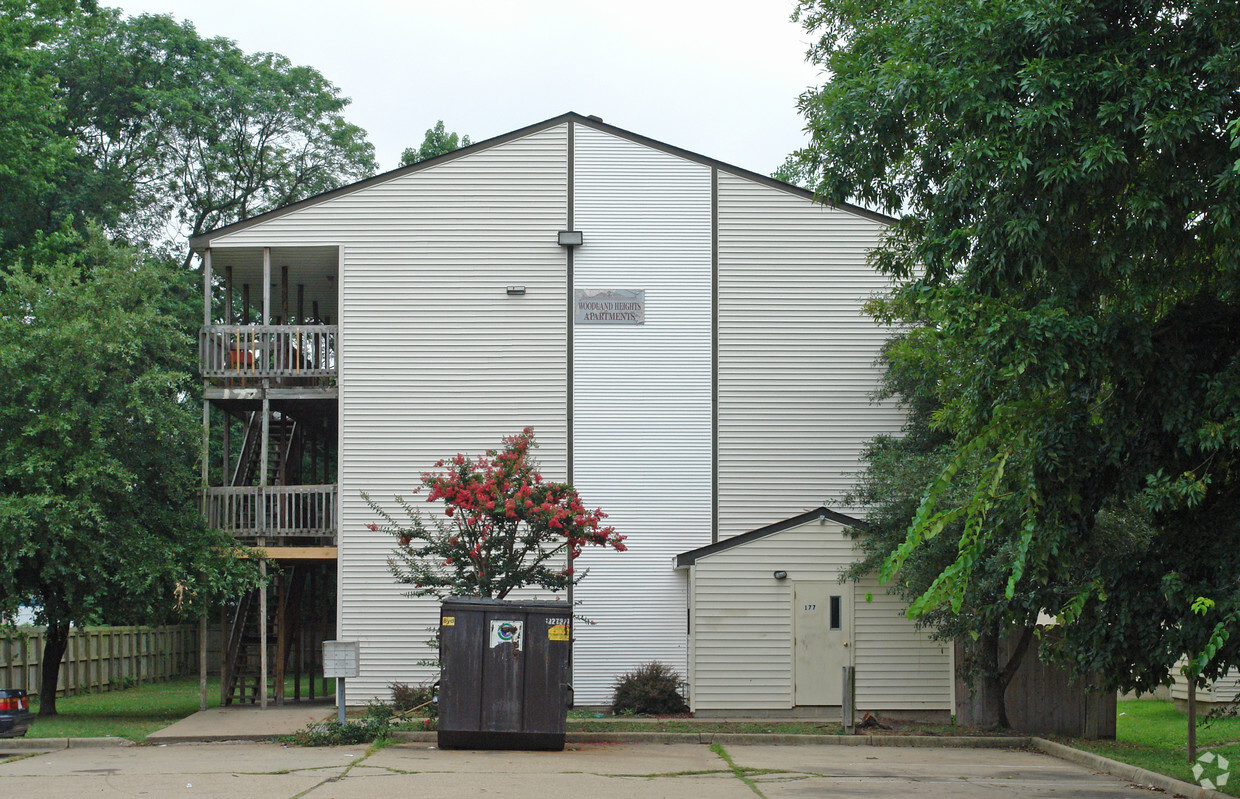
[366,428,625,599]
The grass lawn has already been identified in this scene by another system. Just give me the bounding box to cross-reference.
[25,676,334,742]
[1064,699,1240,796]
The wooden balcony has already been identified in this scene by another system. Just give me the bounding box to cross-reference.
[204,484,337,545]
[200,325,337,382]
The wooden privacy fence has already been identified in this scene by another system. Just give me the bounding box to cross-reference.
[0,625,198,698]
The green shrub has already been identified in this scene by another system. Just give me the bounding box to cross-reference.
[390,681,437,717]
[282,704,393,746]
[611,662,689,716]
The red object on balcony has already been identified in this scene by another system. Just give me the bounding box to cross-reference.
[229,348,254,368]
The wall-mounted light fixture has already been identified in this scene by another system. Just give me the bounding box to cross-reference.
[557,230,583,247]
[506,286,526,296]
[773,570,788,581]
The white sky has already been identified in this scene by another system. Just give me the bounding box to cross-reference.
[111,0,825,175]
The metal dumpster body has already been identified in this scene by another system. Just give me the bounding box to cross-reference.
[437,597,572,750]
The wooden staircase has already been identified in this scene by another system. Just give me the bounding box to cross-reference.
[219,408,332,706]
[231,412,300,488]
[222,566,315,706]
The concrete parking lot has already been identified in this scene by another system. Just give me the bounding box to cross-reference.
[1,740,1174,798]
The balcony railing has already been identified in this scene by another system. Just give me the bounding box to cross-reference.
[204,484,337,542]
[200,325,337,380]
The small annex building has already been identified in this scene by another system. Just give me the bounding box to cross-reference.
[190,111,933,711]
[676,507,952,718]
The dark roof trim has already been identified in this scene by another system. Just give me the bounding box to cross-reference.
[675,506,866,568]
[569,115,895,227]
[190,112,895,249]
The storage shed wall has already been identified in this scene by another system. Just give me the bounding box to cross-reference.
[688,518,951,712]
[715,174,902,537]
[217,125,572,701]
[571,126,712,702]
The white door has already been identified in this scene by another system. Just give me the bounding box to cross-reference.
[793,582,851,705]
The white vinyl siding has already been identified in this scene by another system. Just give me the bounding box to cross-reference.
[1172,665,1240,704]
[570,126,713,704]
[218,126,571,701]
[687,518,951,712]
[716,174,902,537]
[852,576,952,709]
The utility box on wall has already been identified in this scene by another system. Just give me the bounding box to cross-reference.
[438,597,572,751]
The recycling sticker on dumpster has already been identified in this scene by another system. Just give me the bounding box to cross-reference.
[489,620,523,651]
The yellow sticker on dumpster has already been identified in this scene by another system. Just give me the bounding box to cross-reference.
[548,624,570,641]
[441,616,455,626]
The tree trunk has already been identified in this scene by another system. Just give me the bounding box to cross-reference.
[1187,678,1198,762]
[974,632,1004,729]
[972,625,1036,730]
[996,626,1037,731]
[38,621,70,717]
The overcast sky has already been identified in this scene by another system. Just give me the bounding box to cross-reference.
[111,0,825,175]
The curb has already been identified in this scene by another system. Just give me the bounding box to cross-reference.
[1032,737,1225,799]
[389,730,1032,748]
[2,736,132,750]
[144,734,278,744]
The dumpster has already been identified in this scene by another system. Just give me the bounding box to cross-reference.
[438,597,572,750]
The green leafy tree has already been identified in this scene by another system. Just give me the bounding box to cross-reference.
[367,428,625,600]
[0,229,260,714]
[845,332,1073,728]
[0,0,80,254]
[791,0,1240,714]
[399,120,471,167]
[33,7,377,263]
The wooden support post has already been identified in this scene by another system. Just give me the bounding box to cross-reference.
[242,284,251,325]
[281,265,289,326]
[221,413,230,488]
[275,571,287,705]
[203,249,212,328]
[262,248,271,327]
[225,264,233,325]
[297,284,304,325]
[219,606,227,706]
[259,371,270,710]
[199,613,208,711]
[309,428,318,487]
[201,402,210,493]
[260,558,268,710]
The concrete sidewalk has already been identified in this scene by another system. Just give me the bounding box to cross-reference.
[0,739,1182,798]
[145,700,335,743]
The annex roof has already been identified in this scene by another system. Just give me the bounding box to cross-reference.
[674,506,867,568]
[189,111,894,250]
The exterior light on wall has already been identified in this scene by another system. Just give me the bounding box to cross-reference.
[773,570,788,581]
[506,286,526,296]
[557,230,583,247]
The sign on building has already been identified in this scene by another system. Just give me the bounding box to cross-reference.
[574,289,645,325]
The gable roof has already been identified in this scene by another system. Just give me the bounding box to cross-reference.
[189,111,894,249]
[674,506,866,568]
